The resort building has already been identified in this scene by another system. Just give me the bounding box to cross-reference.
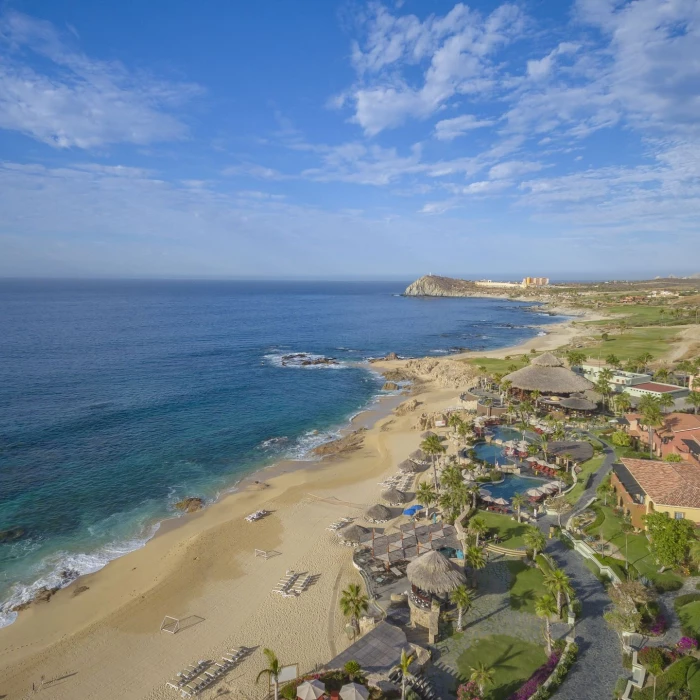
[522,277,549,287]
[624,413,700,466]
[573,363,688,400]
[611,457,700,527]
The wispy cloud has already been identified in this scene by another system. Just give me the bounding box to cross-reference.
[0,11,201,149]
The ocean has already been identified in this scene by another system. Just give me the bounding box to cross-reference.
[0,279,565,625]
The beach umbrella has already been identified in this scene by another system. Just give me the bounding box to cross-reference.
[493,497,509,506]
[381,488,407,505]
[526,457,538,462]
[403,506,418,515]
[526,488,545,497]
[365,504,392,521]
[409,449,428,463]
[478,489,491,498]
[406,550,466,594]
[296,679,326,700]
[481,495,494,503]
[421,431,437,439]
[340,683,369,700]
[338,524,370,543]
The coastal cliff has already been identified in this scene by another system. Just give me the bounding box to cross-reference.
[403,275,477,297]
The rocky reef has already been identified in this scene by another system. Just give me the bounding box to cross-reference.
[174,497,205,513]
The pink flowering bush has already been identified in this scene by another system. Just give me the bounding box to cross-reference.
[457,680,483,700]
[509,652,561,700]
[677,637,699,654]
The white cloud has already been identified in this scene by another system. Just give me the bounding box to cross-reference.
[526,42,579,80]
[0,11,201,149]
[340,2,525,134]
[434,114,495,140]
[488,160,544,179]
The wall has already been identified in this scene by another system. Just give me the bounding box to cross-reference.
[648,502,700,524]
[610,471,647,528]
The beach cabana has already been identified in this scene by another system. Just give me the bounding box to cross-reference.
[339,524,370,544]
[502,352,593,396]
[421,431,437,439]
[409,449,428,464]
[406,550,466,595]
[365,504,392,522]
[340,682,369,700]
[296,679,326,700]
[381,488,407,505]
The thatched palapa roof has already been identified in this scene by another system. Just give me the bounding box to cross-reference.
[338,524,370,543]
[398,459,420,473]
[503,352,593,394]
[559,396,597,411]
[406,550,466,594]
[381,488,407,504]
[421,431,437,439]
[409,449,428,463]
[365,504,392,521]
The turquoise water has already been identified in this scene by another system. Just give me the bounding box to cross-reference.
[484,475,548,501]
[0,280,566,625]
[473,442,514,466]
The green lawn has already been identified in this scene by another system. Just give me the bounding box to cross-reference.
[574,326,681,365]
[461,355,532,375]
[505,560,548,614]
[565,455,606,505]
[455,635,547,700]
[585,305,669,327]
[477,510,529,549]
[632,657,700,699]
[588,506,683,589]
[675,595,700,639]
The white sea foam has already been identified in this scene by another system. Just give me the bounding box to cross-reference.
[286,428,342,460]
[0,523,160,629]
[537,331,548,336]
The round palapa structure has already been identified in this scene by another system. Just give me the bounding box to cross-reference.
[558,395,598,411]
[338,523,370,543]
[381,487,407,505]
[503,352,593,394]
[365,504,392,521]
[398,459,420,473]
[406,550,466,594]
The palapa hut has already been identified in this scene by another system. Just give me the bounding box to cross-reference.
[409,449,428,464]
[421,431,437,439]
[406,550,466,595]
[503,352,593,397]
[338,523,370,544]
[398,459,420,473]
[365,504,392,522]
[381,487,407,505]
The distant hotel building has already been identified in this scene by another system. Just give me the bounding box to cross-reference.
[473,277,549,289]
[522,277,549,287]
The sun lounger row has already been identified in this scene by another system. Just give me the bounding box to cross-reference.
[245,509,268,522]
[167,648,248,697]
[272,570,299,596]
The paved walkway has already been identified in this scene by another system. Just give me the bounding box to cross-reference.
[424,555,561,698]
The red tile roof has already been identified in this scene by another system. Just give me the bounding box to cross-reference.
[621,458,700,508]
[633,382,683,393]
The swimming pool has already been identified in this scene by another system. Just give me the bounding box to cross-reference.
[483,474,548,501]
[473,442,514,466]
[486,425,525,442]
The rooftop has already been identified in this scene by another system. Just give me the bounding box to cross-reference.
[633,382,685,393]
[325,621,410,674]
[620,457,700,508]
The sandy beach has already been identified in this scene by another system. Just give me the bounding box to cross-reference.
[0,310,595,700]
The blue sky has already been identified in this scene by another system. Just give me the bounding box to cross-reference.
[1,0,699,279]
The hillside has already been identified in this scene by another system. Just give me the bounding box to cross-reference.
[403,275,478,297]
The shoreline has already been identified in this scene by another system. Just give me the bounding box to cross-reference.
[0,307,591,699]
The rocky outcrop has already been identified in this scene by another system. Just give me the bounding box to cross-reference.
[402,358,480,390]
[312,429,366,458]
[174,497,205,513]
[281,353,339,367]
[382,381,400,391]
[403,275,477,297]
[0,527,25,544]
[395,398,421,416]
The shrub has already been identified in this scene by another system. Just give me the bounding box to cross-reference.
[457,681,483,700]
[654,578,683,593]
[638,646,665,675]
[676,594,700,609]
[677,637,699,655]
[613,677,628,699]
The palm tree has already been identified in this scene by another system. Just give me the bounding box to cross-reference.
[339,583,369,639]
[524,526,546,559]
[566,350,587,367]
[465,545,486,586]
[614,392,632,415]
[469,662,495,695]
[421,434,446,492]
[688,390,700,415]
[658,392,675,414]
[398,648,415,700]
[654,367,671,383]
[450,584,473,631]
[256,648,283,700]
[468,516,487,547]
[538,436,550,462]
[606,353,621,369]
[544,568,574,619]
[552,423,566,441]
[535,594,558,655]
[501,379,513,400]
[639,395,663,458]
[416,482,437,518]
[512,493,527,523]
[562,452,574,475]
[595,377,612,409]
[637,352,654,373]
